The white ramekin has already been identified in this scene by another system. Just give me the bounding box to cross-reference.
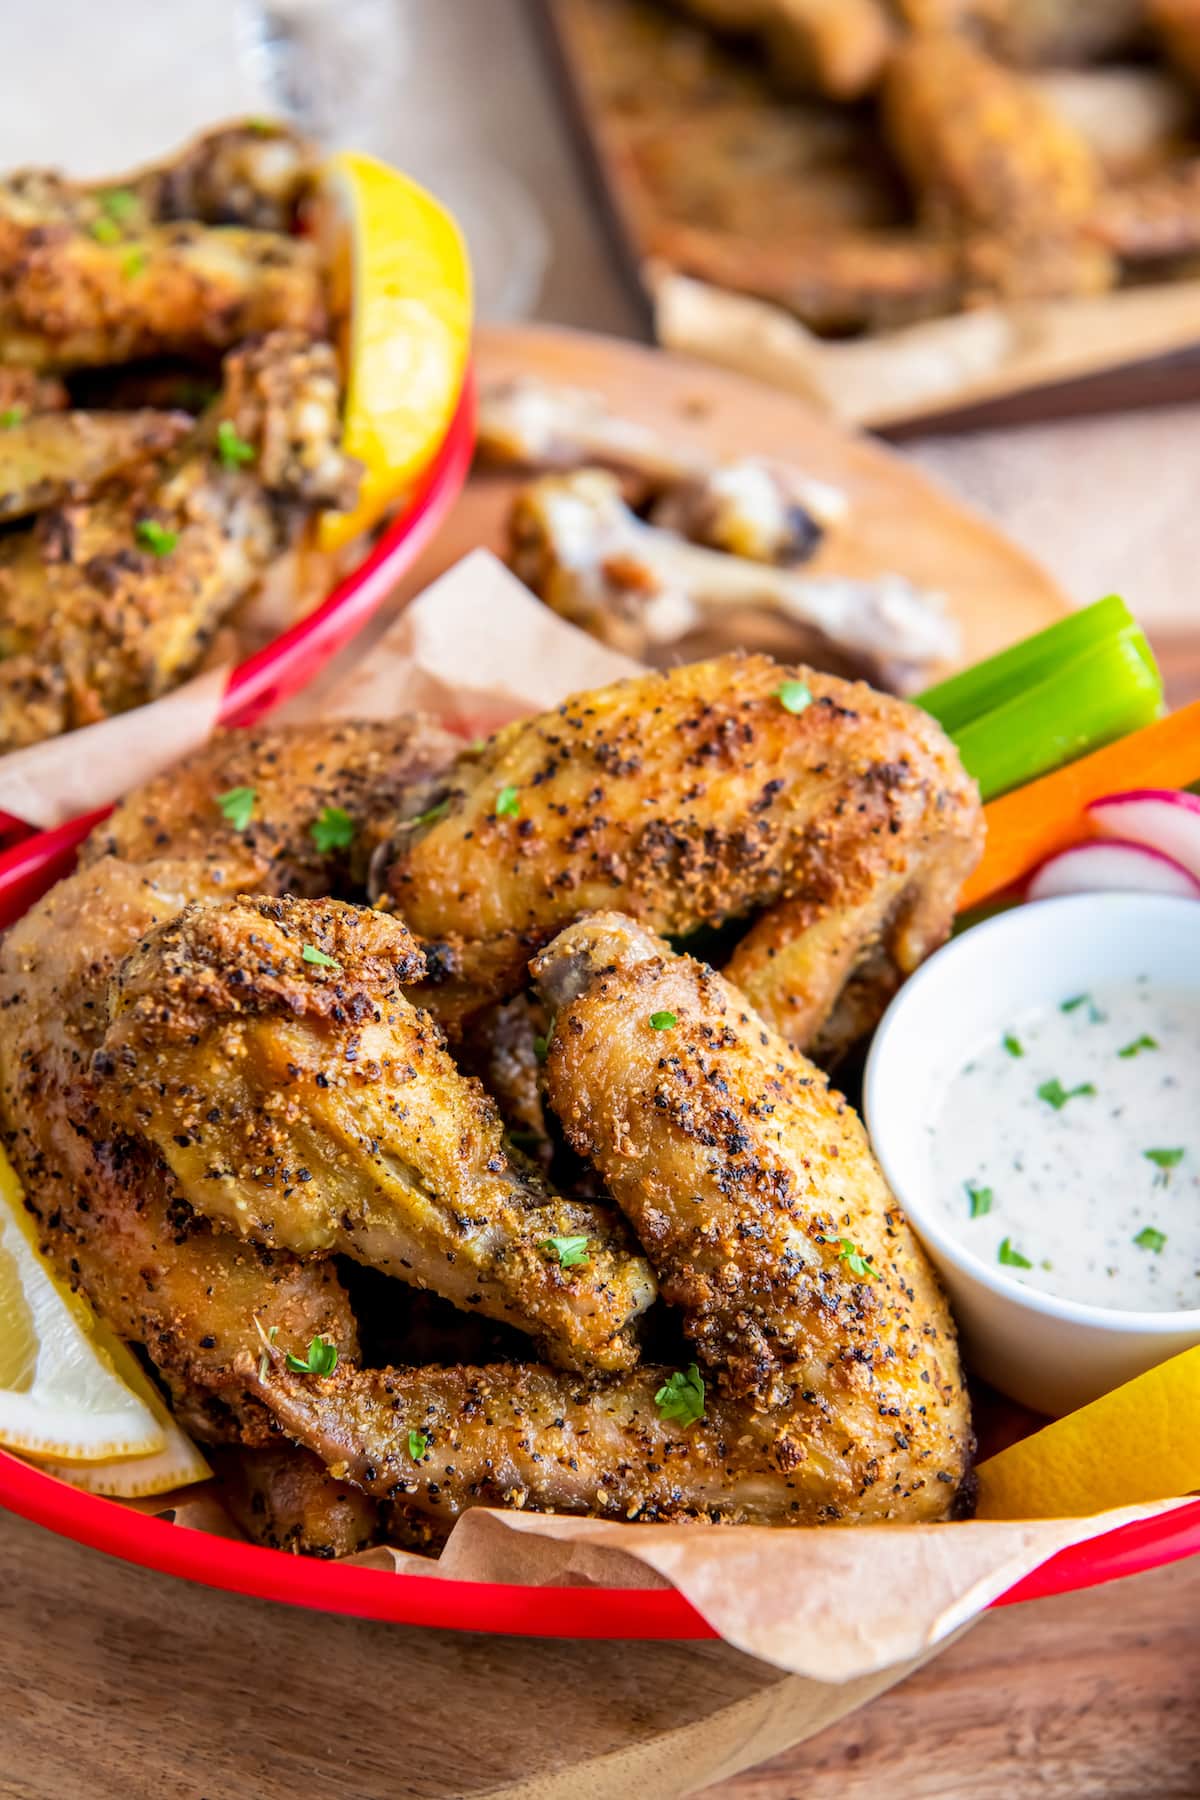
[864,891,1200,1417]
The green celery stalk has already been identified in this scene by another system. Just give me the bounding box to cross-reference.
[918,595,1138,736]
[948,627,1164,802]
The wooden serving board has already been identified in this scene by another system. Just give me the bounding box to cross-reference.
[398,322,1068,676]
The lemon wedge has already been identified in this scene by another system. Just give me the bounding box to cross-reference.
[30,1324,210,1498]
[0,1150,164,1463]
[317,150,472,553]
[976,1347,1200,1519]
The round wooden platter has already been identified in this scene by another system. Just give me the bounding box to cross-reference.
[397,322,1068,673]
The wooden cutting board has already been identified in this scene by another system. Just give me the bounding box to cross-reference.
[396,322,1068,677]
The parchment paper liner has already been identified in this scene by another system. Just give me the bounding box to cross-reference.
[20,549,1195,1692]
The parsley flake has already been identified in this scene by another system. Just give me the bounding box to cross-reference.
[965,1181,993,1218]
[998,1237,1033,1269]
[89,215,122,244]
[135,518,178,557]
[285,1335,338,1376]
[1119,1034,1159,1059]
[533,1034,550,1063]
[99,187,137,222]
[215,418,257,470]
[121,248,147,280]
[1002,1033,1024,1058]
[649,1010,677,1030]
[654,1364,705,1427]
[408,798,449,830]
[776,680,813,716]
[408,1429,429,1461]
[1144,1148,1184,1170]
[301,944,340,971]
[1133,1226,1167,1254]
[310,806,354,853]
[1060,993,1090,1013]
[838,1238,876,1279]
[494,785,520,818]
[542,1235,590,1269]
[0,407,23,430]
[1037,1077,1096,1111]
[216,786,256,831]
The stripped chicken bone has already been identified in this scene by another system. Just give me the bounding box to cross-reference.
[507,469,955,690]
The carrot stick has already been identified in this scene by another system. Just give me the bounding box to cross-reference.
[959,699,1200,912]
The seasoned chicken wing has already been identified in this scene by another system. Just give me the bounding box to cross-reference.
[249,916,971,1526]
[379,654,983,1058]
[670,0,897,100]
[0,408,191,522]
[98,893,655,1373]
[0,333,359,748]
[0,169,325,370]
[212,1443,381,1556]
[897,0,1145,66]
[125,120,319,234]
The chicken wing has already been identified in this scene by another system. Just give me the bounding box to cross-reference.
[212,1443,381,1556]
[98,893,655,1373]
[0,170,325,371]
[670,0,897,100]
[378,654,983,1058]
[0,408,191,522]
[897,1,1145,66]
[0,333,359,748]
[125,120,319,234]
[249,916,971,1526]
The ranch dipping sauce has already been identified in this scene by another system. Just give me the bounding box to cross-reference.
[928,978,1200,1312]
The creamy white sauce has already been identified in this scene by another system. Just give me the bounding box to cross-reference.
[928,979,1200,1311]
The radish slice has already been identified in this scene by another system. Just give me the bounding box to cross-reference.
[1087,788,1200,884]
[1027,837,1200,903]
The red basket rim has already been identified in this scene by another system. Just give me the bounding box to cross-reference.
[2,1443,1197,1637]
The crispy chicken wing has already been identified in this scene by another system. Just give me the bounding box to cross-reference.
[0,169,325,371]
[126,120,319,234]
[0,333,359,748]
[249,916,971,1526]
[98,893,655,1373]
[0,407,191,522]
[898,1,1145,66]
[670,0,897,100]
[379,654,983,1058]
[212,1443,381,1556]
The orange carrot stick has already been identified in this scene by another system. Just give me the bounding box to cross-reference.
[959,699,1200,912]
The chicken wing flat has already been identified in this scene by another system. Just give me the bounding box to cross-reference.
[0,408,191,522]
[0,853,358,1445]
[84,716,460,897]
[249,916,970,1526]
[897,1,1145,66]
[0,334,359,748]
[211,1443,381,1556]
[125,120,319,234]
[0,169,325,371]
[98,893,655,1373]
[379,654,983,1058]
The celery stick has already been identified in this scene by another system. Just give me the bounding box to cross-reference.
[951,629,1164,802]
[918,596,1137,735]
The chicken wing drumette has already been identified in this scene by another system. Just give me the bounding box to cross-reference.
[249,916,971,1527]
[97,893,655,1373]
[379,654,983,1060]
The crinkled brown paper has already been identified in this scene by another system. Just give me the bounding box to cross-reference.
[27,549,1192,1689]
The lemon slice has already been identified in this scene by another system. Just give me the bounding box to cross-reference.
[0,1150,164,1463]
[976,1346,1200,1520]
[30,1324,210,1498]
[317,150,472,553]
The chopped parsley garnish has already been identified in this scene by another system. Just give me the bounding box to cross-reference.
[1133,1226,1167,1254]
[408,1429,429,1461]
[310,806,354,853]
[1002,1033,1024,1058]
[1144,1148,1184,1170]
[135,518,178,557]
[215,418,257,470]
[257,1323,278,1381]
[1037,1077,1096,1111]
[246,116,277,135]
[1119,1034,1159,1059]
[998,1237,1032,1270]
[775,680,813,716]
[1060,993,1090,1013]
[285,1335,339,1376]
[837,1239,876,1279]
[654,1364,705,1427]
[0,407,23,429]
[99,187,137,222]
[121,248,147,280]
[532,1034,550,1063]
[89,215,122,244]
[649,1010,677,1030]
[494,784,520,818]
[301,944,340,970]
[408,798,449,829]
[965,1181,993,1218]
[542,1235,590,1269]
[216,785,256,830]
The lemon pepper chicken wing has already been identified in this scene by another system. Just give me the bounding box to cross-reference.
[97,894,655,1373]
[0,407,191,523]
[249,917,971,1526]
[379,655,983,1059]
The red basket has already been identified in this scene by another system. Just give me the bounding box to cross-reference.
[0,366,477,928]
